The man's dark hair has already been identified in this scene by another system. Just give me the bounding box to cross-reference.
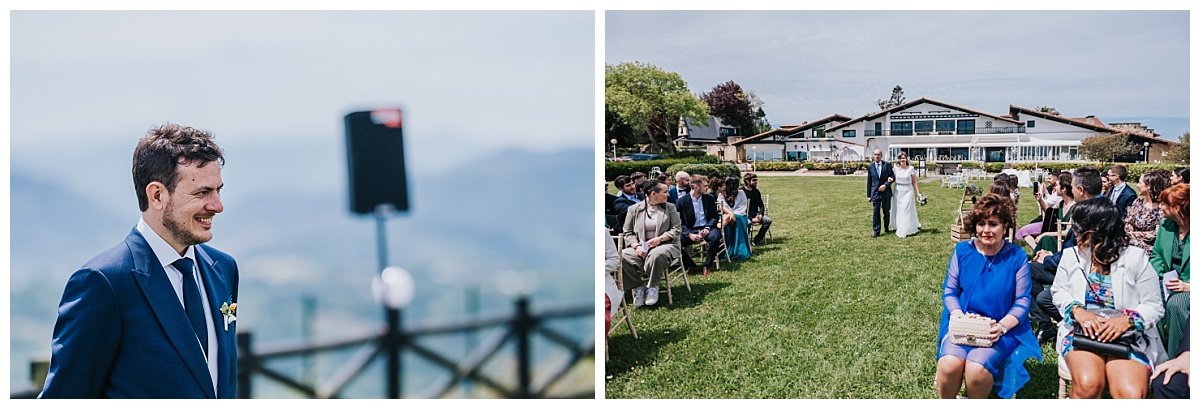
[630,171,647,182]
[1174,167,1189,184]
[1109,164,1128,182]
[132,123,224,211]
[1073,167,1103,197]
[614,175,630,191]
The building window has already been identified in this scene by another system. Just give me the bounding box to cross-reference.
[915,120,934,134]
[842,129,856,138]
[935,120,955,134]
[719,127,737,138]
[890,121,913,136]
[1027,120,1035,128]
[814,125,826,138]
[956,119,975,135]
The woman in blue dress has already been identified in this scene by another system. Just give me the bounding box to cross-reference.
[936,193,1043,398]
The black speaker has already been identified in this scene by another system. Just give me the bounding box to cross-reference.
[345,109,410,214]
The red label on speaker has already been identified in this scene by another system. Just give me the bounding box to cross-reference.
[370,109,403,128]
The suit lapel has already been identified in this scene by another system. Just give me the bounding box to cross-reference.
[127,230,216,398]
[197,246,233,398]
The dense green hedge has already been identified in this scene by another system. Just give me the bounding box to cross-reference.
[605,155,721,181]
[664,163,741,181]
[804,161,869,171]
[1008,162,1185,181]
[752,161,804,171]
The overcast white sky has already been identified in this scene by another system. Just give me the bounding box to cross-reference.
[607,10,1189,139]
[10,11,595,171]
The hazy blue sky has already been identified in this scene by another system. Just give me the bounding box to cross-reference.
[10,10,594,173]
[9,10,595,214]
[607,10,1189,139]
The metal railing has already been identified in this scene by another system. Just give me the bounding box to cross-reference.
[13,297,594,399]
[864,126,1024,137]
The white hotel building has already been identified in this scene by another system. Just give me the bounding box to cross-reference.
[714,97,1173,164]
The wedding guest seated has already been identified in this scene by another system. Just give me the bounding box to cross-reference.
[676,175,721,276]
[1150,316,1189,399]
[603,224,621,337]
[1124,170,1171,253]
[620,180,681,307]
[1107,164,1137,220]
[1150,183,1189,359]
[717,175,750,260]
[605,180,620,232]
[743,173,773,245]
[1051,198,1166,399]
[1171,167,1189,184]
[1026,173,1075,253]
[1030,167,1104,343]
[613,175,642,229]
[1016,172,1062,242]
[668,171,690,204]
[935,194,1042,398]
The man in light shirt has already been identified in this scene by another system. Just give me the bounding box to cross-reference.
[41,124,240,398]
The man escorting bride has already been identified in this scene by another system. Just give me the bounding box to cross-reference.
[890,152,922,237]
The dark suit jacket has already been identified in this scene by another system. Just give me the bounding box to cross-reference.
[744,187,765,219]
[1113,184,1137,221]
[676,193,719,235]
[866,160,895,201]
[41,228,240,398]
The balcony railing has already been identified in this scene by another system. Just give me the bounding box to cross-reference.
[864,126,1024,137]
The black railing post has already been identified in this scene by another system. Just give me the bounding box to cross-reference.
[515,297,532,398]
[237,332,253,398]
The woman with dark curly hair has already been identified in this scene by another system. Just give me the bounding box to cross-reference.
[1124,170,1172,252]
[1150,183,1189,359]
[936,194,1042,398]
[1051,198,1166,398]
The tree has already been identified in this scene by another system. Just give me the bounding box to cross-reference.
[1037,106,1061,116]
[1079,133,1141,162]
[605,61,709,154]
[1166,131,1190,164]
[700,80,764,142]
[876,85,906,110]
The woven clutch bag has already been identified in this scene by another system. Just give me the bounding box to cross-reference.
[948,314,996,347]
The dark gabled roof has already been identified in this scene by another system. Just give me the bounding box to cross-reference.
[1009,105,1113,133]
[1009,105,1178,145]
[826,97,1019,132]
[731,114,851,145]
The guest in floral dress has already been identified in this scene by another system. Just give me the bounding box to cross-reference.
[1051,198,1166,398]
[1124,170,1172,252]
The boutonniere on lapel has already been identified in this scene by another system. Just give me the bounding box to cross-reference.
[219,299,238,331]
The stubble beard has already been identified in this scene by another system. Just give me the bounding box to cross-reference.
[163,200,210,248]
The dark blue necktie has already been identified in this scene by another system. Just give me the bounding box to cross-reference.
[173,257,208,355]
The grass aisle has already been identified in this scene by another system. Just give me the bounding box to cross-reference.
[605,175,1061,398]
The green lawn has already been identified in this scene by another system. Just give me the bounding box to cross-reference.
[605,175,1061,398]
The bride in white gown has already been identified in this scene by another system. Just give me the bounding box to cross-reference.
[890,153,921,237]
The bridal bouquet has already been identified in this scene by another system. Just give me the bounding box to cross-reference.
[917,193,928,206]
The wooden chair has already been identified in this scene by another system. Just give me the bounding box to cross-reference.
[607,235,638,339]
[1056,219,1073,252]
[749,194,772,245]
[663,242,692,304]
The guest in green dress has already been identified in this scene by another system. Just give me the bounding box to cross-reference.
[1150,183,1189,359]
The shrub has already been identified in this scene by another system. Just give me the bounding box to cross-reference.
[752,161,803,171]
[804,161,868,171]
[664,163,741,180]
[605,155,720,180]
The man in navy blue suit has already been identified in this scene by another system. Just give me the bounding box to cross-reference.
[866,148,895,238]
[41,124,239,398]
[1107,164,1137,220]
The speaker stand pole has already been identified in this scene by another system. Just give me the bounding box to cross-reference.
[375,204,402,399]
